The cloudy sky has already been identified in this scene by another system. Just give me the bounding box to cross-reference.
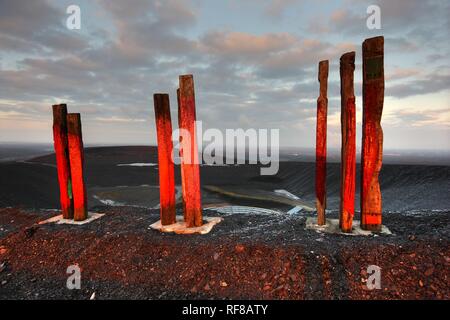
[0,0,449,150]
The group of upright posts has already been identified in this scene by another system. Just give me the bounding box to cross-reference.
[153,74,203,228]
[315,36,384,233]
[52,104,87,221]
[51,40,382,233]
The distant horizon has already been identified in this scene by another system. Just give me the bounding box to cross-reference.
[2,140,450,153]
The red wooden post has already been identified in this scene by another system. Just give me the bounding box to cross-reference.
[339,52,356,233]
[177,88,187,220]
[361,36,384,232]
[52,104,73,219]
[153,94,176,225]
[178,75,203,227]
[67,113,87,221]
[316,60,329,225]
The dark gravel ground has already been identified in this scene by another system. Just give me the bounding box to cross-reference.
[0,206,448,300]
[2,146,449,211]
[0,146,449,300]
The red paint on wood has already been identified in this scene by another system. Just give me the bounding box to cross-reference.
[67,113,87,221]
[52,104,73,219]
[178,75,203,227]
[339,52,356,233]
[316,60,328,225]
[361,36,384,232]
[177,88,187,220]
[154,94,176,225]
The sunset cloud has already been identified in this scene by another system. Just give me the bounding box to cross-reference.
[0,0,448,150]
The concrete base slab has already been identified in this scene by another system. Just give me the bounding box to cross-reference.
[38,212,105,225]
[150,215,223,235]
[305,217,392,236]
